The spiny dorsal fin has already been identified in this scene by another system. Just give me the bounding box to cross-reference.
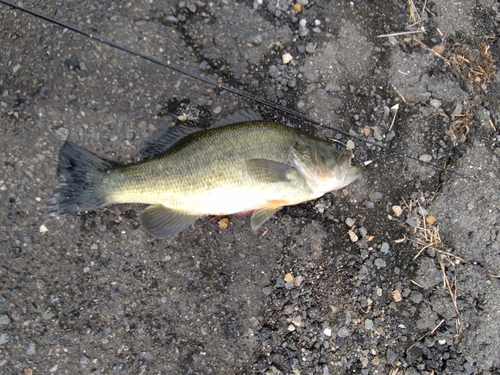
[212,109,263,128]
[141,109,262,159]
[140,124,203,160]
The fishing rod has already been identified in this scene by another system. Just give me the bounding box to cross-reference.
[0,0,469,178]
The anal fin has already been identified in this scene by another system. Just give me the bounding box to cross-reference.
[140,204,199,238]
[250,207,281,230]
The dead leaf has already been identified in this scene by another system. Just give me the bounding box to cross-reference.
[426,215,436,225]
[218,217,229,229]
[394,236,406,243]
[432,44,445,54]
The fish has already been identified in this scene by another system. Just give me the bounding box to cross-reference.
[47,110,361,238]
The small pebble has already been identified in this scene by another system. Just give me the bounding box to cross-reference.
[410,291,423,303]
[26,342,36,355]
[392,289,402,302]
[364,319,374,330]
[284,273,294,283]
[282,53,293,64]
[323,327,332,336]
[0,333,9,345]
[348,230,359,243]
[294,275,303,287]
[373,127,383,141]
[429,99,442,109]
[337,326,349,338]
[346,140,355,150]
[345,217,356,227]
[0,314,10,326]
[419,154,433,162]
[380,242,390,254]
[358,227,367,238]
[39,224,48,233]
[370,192,383,202]
[405,217,416,227]
[392,205,402,217]
[291,315,302,327]
[317,88,327,97]
[388,36,398,45]
[165,15,178,24]
[55,127,69,141]
[305,42,315,54]
[374,258,386,268]
[288,324,296,331]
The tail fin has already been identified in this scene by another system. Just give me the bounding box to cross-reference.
[47,141,113,216]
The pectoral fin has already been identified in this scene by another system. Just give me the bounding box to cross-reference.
[250,207,281,230]
[246,159,295,183]
[140,204,199,238]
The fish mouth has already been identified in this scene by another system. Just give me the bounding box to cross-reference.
[335,151,362,185]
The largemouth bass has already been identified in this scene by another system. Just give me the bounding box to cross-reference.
[48,111,361,238]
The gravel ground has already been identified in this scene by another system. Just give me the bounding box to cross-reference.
[1,0,499,374]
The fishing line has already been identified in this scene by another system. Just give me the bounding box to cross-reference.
[0,0,469,178]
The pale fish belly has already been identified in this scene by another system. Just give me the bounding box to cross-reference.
[166,185,283,215]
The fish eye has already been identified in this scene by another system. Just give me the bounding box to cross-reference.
[331,140,345,151]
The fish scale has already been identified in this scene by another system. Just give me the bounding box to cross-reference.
[105,122,294,207]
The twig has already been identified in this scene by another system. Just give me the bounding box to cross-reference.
[377,27,425,38]
[412,37,449,64]
[391,84,407,103]
[407,319,445,351]
[389,104,399,131]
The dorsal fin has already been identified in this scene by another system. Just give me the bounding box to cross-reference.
[140,124,203,160]
[212,109,263,128]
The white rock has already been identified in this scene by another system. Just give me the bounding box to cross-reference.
[348,230,359,242]
[282,53,293,64]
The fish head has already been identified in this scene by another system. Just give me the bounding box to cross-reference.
[291,136,362,195]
